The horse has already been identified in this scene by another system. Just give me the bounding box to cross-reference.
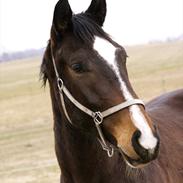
[41,0,183,182]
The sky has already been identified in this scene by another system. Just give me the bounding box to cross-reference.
[0,0,182,54]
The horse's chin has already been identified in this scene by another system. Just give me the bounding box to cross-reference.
[119,148,149,169]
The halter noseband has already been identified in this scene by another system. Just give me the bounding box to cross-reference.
[51,49,144,157]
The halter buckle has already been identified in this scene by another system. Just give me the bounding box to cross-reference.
[93,112,103,125]
[57,78,64,91]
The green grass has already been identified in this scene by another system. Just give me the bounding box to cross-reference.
[0,41,183,182]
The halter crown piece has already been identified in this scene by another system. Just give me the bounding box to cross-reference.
[51,48,145,157]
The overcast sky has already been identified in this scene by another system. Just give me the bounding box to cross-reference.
[0,0,182,53]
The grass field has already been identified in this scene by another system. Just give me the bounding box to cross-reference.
[0,41,183,183]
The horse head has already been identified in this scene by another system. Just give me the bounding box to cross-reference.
[42,0,160,168]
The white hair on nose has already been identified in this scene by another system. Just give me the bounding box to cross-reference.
[93,36,157,150]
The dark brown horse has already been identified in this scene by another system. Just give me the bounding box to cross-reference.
[41,0,183,182]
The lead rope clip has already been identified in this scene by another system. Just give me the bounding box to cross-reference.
[93,112,114,158]
[98,139,114,158]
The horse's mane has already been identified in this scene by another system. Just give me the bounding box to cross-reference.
[71,13,110,44]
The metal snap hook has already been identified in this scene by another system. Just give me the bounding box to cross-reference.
[107,146,114,158]
[102,145,114,158]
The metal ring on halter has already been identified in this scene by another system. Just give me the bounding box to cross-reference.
[93,112,103,125]
[57,78,64,91]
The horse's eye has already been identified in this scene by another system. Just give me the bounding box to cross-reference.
[71,63,84,73]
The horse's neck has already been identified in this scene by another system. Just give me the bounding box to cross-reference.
[54,118,177,183]
[54,119,137,183]
[55,119,105,182]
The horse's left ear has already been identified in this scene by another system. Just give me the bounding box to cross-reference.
[85,0,106,26]
[52,0,73,35]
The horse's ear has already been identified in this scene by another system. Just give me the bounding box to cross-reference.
[52,0,73,35]
[85,0,106,26]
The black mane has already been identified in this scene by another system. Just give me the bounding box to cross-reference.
[71,13,111,45]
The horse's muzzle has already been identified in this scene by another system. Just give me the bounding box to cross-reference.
[131,130,160,166]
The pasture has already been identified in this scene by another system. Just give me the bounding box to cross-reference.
[0,41,183,183]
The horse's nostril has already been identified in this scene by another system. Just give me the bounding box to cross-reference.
[132,130,148,159]
[132,130,159,162]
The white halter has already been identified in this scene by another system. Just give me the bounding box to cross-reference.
[51,49,144,157]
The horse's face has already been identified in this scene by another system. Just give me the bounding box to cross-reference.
[43,0,159,168]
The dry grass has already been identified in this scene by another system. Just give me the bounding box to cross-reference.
[0,41,182,182]
[127,41,183,100]
[0,58,60,183]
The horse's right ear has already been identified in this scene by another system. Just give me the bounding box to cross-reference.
[52,0,73,36]
[85,0,106,26]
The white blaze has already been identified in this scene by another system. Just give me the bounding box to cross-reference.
[93,36,157,150]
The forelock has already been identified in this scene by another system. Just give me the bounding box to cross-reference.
[72,13,110,45]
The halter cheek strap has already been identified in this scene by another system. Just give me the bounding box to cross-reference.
[51,51,145,158]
